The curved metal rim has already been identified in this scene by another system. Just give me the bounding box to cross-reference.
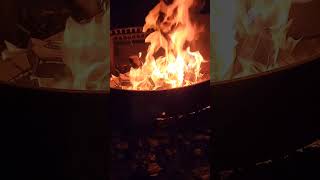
[110,78,210,93]
[0,80,109,95]
[211,53,320,86]
[1,53,319,94]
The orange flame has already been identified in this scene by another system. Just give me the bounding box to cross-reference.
[123,0,206,90]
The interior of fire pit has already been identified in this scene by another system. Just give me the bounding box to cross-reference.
[0,0,110,91]
[110,0,210,91]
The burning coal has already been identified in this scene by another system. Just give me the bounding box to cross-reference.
[111,0,209,91]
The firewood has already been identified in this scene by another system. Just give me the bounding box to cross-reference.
[129,55,143,69]
[30,76,55,88]
[31,38,64,62]
[0,48,32,81]
[0,60,23,81]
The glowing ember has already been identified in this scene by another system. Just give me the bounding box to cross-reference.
[112,0,207,90]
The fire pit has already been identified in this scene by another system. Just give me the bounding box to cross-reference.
[110,0,211,127]
[110,1,212,179]
[110,0,210,91]
[211,52,320,171]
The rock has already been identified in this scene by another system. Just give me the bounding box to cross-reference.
[147,163,162,177]
[129,55,142,69]
[192,166,210,180]
[304,140,320,150]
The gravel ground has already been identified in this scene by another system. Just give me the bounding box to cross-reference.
[111,119,211,180]
[112,118,319,180]
[215,140,320,180]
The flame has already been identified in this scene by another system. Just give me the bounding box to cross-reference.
[212,0,301,80]
[62,2,109,90]
[117,0,206,90]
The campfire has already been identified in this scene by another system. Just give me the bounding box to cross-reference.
[110,0,210,91]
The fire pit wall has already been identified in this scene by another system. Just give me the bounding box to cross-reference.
[209,0,320,170]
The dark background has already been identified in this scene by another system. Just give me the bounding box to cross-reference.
[110,0,210,29]
[0,0,67,48]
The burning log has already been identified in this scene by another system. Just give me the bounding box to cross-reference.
[129,55,143,69]
[0,41,32,82]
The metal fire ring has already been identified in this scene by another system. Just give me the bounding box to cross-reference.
[111,27,148,42]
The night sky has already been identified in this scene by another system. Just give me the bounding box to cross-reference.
[110,0,159,29]
[110,0,210,29]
